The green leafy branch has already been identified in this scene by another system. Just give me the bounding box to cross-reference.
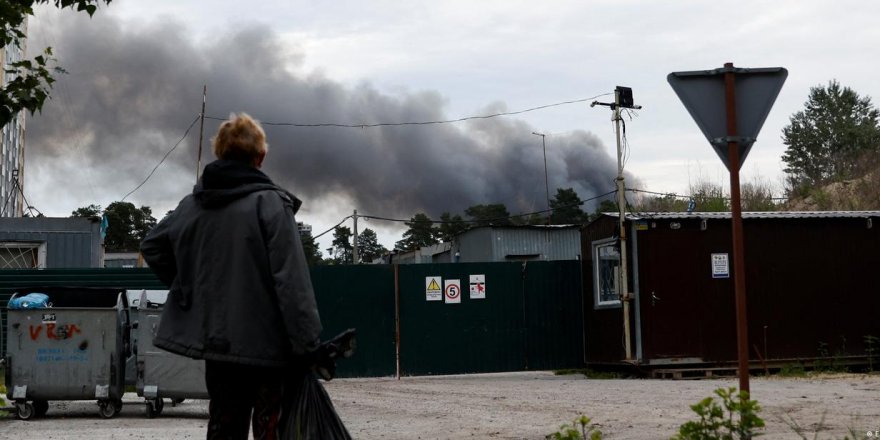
[672,387,765,440]
[1,1,111,127]
[547,415,603,440]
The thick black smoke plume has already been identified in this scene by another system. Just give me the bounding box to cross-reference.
[26,11,633,222]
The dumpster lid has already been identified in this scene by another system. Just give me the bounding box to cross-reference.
[129,289,169,310]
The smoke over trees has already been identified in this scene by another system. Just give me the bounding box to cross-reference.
[26,11,632,229]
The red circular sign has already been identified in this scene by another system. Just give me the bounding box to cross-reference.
[445,284,460,299]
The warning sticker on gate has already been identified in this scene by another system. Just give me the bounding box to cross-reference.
[469,274,486,299]
[425,276,442,301]
[444,279,461,304]
[711,253,730,279]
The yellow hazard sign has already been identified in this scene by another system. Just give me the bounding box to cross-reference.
[425,276,442,301]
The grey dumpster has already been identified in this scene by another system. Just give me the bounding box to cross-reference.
[134,290,208,418]
[4,287,130,420]
[124,290,167,387]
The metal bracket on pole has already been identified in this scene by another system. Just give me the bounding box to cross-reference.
[711,136,755,147]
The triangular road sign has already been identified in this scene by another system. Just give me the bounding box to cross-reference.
[427,278,441,291]
[668,66,787,170]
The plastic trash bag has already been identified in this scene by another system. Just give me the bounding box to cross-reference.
[8,293,50,309]
[281,329,356,440]
[282,371,352,440]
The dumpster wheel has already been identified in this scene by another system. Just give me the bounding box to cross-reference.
[15,402,35,421]
[98,400,119,419]
[146,398,164,418]
[33,400,49,417]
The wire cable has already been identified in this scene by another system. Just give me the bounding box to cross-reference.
[313,215,354,240]
[357,189,618,225]
[121,115,201,202]
[627,187,788,202]
[204,93,613,129]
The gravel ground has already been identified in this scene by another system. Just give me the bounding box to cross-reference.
[1,372,878,439]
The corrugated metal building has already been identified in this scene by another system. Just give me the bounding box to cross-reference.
[581,211,880,369]
[0,217,102,268]
[452,225,581,263]
[104,252,143,268]
[386,243,453,264]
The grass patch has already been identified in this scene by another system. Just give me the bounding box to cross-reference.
[554,368,623,379]
[777,363,808,377]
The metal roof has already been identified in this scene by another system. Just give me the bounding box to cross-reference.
[603,211,880,220]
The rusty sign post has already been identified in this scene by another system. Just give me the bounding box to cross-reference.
[668,63,787,395]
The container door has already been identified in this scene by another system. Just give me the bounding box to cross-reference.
[638,227,707,362]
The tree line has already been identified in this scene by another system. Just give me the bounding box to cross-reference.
[320,187,600,265]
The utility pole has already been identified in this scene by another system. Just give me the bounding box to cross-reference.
[352,209,359,264]
[196,85,207,183]
[531,132,551,222]
[592,86,642,362]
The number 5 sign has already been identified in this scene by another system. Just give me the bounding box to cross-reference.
[444,279,461,304]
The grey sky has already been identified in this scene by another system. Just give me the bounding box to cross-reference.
[22,1,880,250]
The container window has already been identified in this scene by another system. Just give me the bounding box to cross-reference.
[0,242,46,268]
[593,239,621,308]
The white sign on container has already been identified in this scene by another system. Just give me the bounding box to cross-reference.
[469,274,486,299]
[444,279,461,304]
[425,276,443,301]
[712,253,730,278]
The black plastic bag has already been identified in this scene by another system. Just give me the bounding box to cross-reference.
[281,329,356,440]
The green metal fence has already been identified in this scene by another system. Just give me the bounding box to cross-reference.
[521,261,585,371]
[397,261,584,375]
[1,262,585,378]
[310,265,396,377]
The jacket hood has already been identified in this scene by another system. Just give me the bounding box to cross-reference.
[194,160,301,212]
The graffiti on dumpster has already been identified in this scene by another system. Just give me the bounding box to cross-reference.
[29,323,82,341]
[35,347,89,363]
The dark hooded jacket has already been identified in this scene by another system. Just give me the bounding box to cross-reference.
[141,160,322,367]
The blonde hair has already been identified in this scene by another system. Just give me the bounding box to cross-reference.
[212,113,268,163]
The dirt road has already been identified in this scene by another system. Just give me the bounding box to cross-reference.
[1,372,878,439]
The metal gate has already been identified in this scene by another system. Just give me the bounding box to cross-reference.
[2,262,584,378]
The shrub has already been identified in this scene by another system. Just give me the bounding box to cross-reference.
[778,363,807,378]
[671,387,764,440]
[547,415,603,440]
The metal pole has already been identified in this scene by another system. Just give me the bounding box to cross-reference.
[613,90,633,361]
[196,85,207,183]
[352,209,359,264]
[723,62,751,395]
[532,132,551,222]
[542,135,550,219]
[394,263,401,379]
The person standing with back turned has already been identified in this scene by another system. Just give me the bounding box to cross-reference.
[141,113,322,440]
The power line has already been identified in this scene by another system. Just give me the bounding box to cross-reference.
[18,182,42,217]
[627,188,690,199]
[312,215,353,240]
[627,187,788,202]
[204,93,613,129]
[357,189,618,225]
[121,115,201,202]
